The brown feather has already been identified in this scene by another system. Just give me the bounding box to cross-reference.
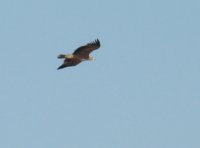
[57,39,100,70]
[73,39,100,59]
[57,58,81,70]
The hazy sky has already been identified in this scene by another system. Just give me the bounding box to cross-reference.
[0,0,200,148]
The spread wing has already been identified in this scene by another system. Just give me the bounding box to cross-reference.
[57,58,81,70]
[73,39,100,58]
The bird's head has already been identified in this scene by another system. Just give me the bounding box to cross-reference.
[65,54,74,59]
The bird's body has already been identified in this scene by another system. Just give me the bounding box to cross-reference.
[57,39,100,70]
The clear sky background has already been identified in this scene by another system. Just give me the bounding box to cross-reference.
[0,0,200,148]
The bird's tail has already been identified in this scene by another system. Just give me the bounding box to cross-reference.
[57,54,66,59]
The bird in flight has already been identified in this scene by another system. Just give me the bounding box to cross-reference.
[57,39,101,70]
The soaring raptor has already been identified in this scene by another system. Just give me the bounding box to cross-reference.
[57,39,101,70]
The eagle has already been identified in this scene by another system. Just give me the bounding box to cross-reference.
[57,39,101,70]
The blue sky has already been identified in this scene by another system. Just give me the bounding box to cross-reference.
[0,0,200,148]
